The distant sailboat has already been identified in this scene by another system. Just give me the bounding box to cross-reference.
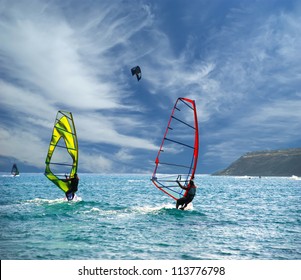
[11,163,20,177]
[44,111,79,199]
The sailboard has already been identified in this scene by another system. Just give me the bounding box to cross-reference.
[44,111,78,196]
[151,97,199,201]
[11,163,19,176]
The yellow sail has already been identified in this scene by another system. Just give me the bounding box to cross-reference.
[44,111,78,193]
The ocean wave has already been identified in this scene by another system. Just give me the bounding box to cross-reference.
[23,196,82,205]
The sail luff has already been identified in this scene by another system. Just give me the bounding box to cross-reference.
[192,99,199,179]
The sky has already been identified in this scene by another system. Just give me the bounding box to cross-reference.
[1,0,301,174]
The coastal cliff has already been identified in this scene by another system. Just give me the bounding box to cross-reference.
[213,148,301,176]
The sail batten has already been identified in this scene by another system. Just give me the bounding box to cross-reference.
[164,137,195,149]
[159,162,194,169]
[44,110,78,194]
[50,143,77,150]
[48,162,75,167]
[179,98,195,110]
[151,97,199,201]
[55,126,76,135]
[171,116,196,129]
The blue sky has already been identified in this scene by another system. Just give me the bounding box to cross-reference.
[0,0,301,174]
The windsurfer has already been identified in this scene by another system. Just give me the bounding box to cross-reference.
[176,178,196,210]
[64,173,79,200]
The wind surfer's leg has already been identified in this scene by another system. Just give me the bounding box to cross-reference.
[182,198,193,209]
[176,198,183,209]
[180,197,191,210]
[181,200,188,210]
[176,197,185,209]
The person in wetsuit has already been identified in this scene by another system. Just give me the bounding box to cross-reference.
[176,178,196,210]
[64,173,79,201]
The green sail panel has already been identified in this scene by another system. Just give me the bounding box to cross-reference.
[44,111,78,193]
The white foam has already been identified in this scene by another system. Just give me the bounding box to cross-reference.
[63,194,82,202]
[127,179,145,183]
[184,202,193,210]
[132,203,175,214]
[24,196,82,205]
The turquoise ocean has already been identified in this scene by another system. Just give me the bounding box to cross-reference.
[0,173,300,260]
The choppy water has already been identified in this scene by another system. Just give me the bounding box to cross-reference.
[0,173,300,259]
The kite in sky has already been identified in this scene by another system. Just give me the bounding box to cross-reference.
[131,66,142,81]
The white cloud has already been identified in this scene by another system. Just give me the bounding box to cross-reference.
[79,153,112,173]
[74,113,158,150]
[0,0,159,172]
[203,96,301,170]
[0,3,125,110]
[0,81,54,120]
[115,148,134,162]
[1,0,301,173]
[0,126,46,168]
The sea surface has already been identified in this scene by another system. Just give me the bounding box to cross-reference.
[0,173,300,260]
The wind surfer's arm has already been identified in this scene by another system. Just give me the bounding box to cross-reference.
[176,180,187,190]
[64,174,72,182]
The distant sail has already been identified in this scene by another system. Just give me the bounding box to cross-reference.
[44,111,78,195]
[11,164,19,176]
[151,97,199,200]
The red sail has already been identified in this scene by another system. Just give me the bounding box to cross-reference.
[151,97,199,200]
